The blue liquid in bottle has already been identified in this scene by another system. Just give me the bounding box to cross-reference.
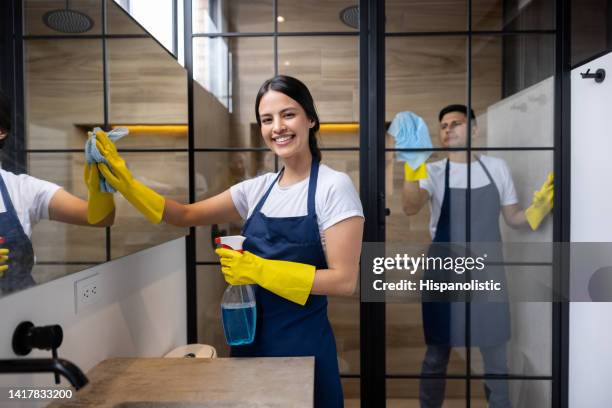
[221,301,257,346]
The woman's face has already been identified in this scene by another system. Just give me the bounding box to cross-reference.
[258,90,314,161]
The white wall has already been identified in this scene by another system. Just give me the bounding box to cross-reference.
[0,238,186,392]
[486,77,555,405]
[569,51,612,408]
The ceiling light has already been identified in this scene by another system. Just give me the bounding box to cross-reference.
[339,5,359,29]
[277,16,285,23]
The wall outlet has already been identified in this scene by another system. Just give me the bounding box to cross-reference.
[74,274,101,313]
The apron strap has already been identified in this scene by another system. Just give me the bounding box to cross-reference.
[307,160,319,216]
[251,161,320,217]
[252,168,284,215]
[0,173,19,219]
[476,156,501,199]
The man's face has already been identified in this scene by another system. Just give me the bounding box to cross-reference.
[439,111,476,148]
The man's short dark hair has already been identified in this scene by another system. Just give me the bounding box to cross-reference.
[438,104,476,124]
[0,92,10,149]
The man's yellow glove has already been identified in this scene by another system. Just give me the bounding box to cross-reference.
[525,172,554,230]
[404,162,427,181]
[85,163,114,224]
[0,247,8,278]
[215,248,316,306]
[94,130,165,224]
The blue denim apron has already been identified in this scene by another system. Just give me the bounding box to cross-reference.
[422,158,511,346]
[232,160,343,407]
[0,173,35,295]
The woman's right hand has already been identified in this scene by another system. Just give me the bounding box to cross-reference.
[94,129,166,224]
[94,129,135,191]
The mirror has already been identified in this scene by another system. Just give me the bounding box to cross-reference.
[0,0,188,298]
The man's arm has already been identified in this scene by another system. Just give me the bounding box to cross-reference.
[402,180,429,215]
[501,203,527,229]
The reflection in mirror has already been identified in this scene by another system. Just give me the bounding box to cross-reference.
[108,37,188,149]
[2,1,189,299]
[25,0,102,36]
[0,101,112,297]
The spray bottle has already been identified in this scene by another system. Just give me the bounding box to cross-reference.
[215,235,256,346]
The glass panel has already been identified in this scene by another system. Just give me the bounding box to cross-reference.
[472,35,555,148]
[195,151,275,262]
[342,378,360,406]
[386,0,467,33]
[110,0,175,54]
[277,0,359,32]
[25,39,104,150]
[196,265,230,357]
[387,379,467,407]
[386,36,467,150]
[386,150,470,243]
[471,379,551,408]
[25,0,102,36]
[32,264,97,286]
[110,152,188,259]
[320,151,359,193]
[28,153,107,263]
[471,298,552,376]
[473,0,555,31]
[571,0,608,66]
[108,38,188,149]
[193,37,274,148]
[107,0,150,36]
[278,36,359,124]
[472,150,554,242]
[192,0,273,34]
[330,297,360,376]
[387,302,467,376]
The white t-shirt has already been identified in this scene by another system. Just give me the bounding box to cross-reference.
[419,155,518,238]
[230,164,363,252]
[0,168,62,238]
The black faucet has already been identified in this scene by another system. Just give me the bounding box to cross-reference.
[0,358,88,389]
[0,321,89,389]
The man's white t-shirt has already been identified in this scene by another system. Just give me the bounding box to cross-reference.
[230,164,363,252]
[0,168,61,238]
[419,155,518,238]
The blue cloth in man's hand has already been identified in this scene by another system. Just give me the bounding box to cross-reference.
[388,111,432,169]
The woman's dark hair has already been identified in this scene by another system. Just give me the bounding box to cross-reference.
[255,75,322,162]
[438,104,477,126]
[0,92,10,150]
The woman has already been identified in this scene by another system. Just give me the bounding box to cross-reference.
[94,75,364,407]
[0,93,115,294]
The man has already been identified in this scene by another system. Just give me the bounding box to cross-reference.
[400,104,553,408]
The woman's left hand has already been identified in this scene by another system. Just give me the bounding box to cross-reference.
[85,162,115,225]
[215,248,315,306]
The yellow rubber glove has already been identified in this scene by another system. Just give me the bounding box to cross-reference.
[85,163,114,225]
[404,162,427,181]
[0,247,8,278]
[525,172,554,230]
[94,130,165,224]
[215,248,316,306]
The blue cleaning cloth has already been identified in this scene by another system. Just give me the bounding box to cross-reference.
[85,127,129,193]
[388,111,433,169]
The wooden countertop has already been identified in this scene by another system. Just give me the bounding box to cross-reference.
[49,357,314,407]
